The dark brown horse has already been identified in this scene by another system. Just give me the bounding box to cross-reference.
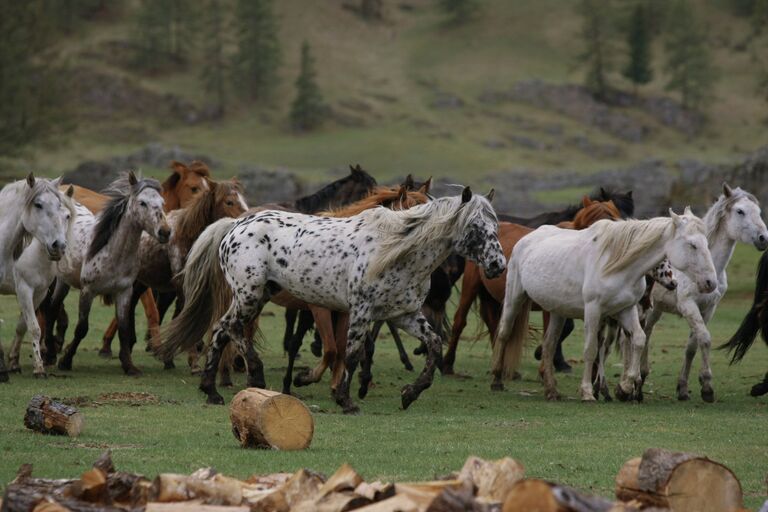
[443,197,622,376]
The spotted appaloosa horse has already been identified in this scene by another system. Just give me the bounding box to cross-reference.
[0,175,75,379]
[54,172,171,375]
[158,188,505,413]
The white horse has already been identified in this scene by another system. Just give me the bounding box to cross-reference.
[641,184,768,402]
[53,171,171,375]
[158,188,506,413]
[492,209,718,402]
[0,174,75,378]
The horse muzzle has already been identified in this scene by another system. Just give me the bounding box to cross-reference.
[157,227,172,244]
[664,280,678,291]
[47,240,66,261]
[754,233,768,251]
[698,278,716,294]
[484,259,506,279]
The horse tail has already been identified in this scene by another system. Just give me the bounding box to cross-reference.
[491,259,531,379]
[720,251,768,364]
[155,218,236,361]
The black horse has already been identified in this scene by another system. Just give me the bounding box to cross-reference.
[720,250,768,396]
[507,187,635,373]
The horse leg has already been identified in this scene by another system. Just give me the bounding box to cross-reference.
[614,306,646,401]
[391,313,442,410]
[116,284,146,376]
[100,318,118,358]
[539,314,566,400]
[282,309,314,394]
[579,304,602,402]
[283,307,298,354]
[294,307,335,387]
[358,330,376,399]
[596,320,618,401]
[330,313,349,391]
[8,313,26,373]
[332,312,369,414]
[443,264,481,375]
[58,291,94,371]
[387,321,414,371]
[554,318,574,373]
[140,289,161,351]
[0,333,7,382]
[41,280,68,365]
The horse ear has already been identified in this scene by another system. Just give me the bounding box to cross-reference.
[683,205,693,216]
[350,164,362,175]
[419,177,433,194]
[582,196,592,207]
[128,170,138,186]
[26,173,35,188]
[486,188,495,202]
[397,185,408,201]
[403,174,415,190]
[626,190,633,199]
[65,185,74,197]
[669,208,682,227]
[461,186,472,204]
[723,182,733,197]
[51,176,62,187]
[170,160,188,175]
[599,187,607,200]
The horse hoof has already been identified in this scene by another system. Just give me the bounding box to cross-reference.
[57,359,72,371]
[342,403,360,415]
[401,385,418,410]
[98,349,112,359]
[0,372,8,383]
[545,390,561,401]
[554,361,572,374]
[701,388,715,403]
[403,361,414,372]
[615,384,632,402]
[413,345,426,356]
[603,393,613,402]
[750,381,768,397]
[220,380,234,389]
[580,392,597,402]
[310,341,322,358]
[635,389,644,403]
[293,371,312,387]
[206,394,225,405]
[533,345,543,361]
[232,356,246,373]
[33,371,48,379]
[163,360,175,370]
[358,385,370,400]
[144,344,153,353]
[490,381,504,392]
[124,366,143,377]
[190,367,203,376]
[9,366,21,374]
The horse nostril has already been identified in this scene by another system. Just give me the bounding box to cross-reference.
[51,240,58,249]
[760,234,766,243]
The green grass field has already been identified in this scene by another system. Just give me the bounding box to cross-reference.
[0,245,766,508]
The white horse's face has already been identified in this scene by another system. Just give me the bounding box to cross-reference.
[22,177,71,261]
[454,191,506,279]
[132,187,171,243]
[666,209,717,294]
[724,195,768,250]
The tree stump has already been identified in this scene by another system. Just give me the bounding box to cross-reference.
[229,388,313,450]
[23,395,83,437]
[615,448,743,511]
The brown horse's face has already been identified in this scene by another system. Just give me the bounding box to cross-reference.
[572,199,620,229]
[177,171,210,208]
[213,183,248,219]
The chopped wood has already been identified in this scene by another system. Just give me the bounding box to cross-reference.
[31,501,69,512]
[458,456,525,502]
[70,469,107,503]
[150,474,244,505]
[317,464,363,497]
[504,479,633,512]
[425,480,486,512]
[229,388,314,450]
[145,503,250,512]
[249,468,325,512]
[352,494,421,512]
[615,449,743,512]
[353,482,394,502]
[24,395,84,437]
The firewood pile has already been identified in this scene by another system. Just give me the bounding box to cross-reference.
[0,449,746,512]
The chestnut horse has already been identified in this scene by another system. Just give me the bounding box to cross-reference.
[44,161,211,361]
[443,197,621,375]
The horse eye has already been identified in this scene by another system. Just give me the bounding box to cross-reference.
[191,187,199,193]
[689,243,697,250]
[140,201,147,207]
[226,201,233,206]
[34,202,42,209]
[737,209,744,216]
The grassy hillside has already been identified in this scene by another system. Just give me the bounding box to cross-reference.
[6,0,768,190]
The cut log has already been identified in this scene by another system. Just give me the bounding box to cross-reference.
[145,503,250,512]
[458,456,525,502]
[150,474,244,505]
[504,479,634,512]
[229,388,313,450]
[249,468,325,512]
[70,468,107,502]
[318,464,363,497]
[24,395,83,437]
[615,448,743,512]
[353,494,421,512]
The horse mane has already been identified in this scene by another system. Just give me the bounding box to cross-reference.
[294,165,377,214]
[595,187,634,218]
[596,217,685,275]
[702,187,759,239]
[319,186,428,217]
[174,179,243,251]
[88,173,161,260]
[365,194,496,279]
[573,200,620,229]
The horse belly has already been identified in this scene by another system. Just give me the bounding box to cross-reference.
[518,245,586,319]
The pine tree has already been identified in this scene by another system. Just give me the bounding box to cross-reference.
[438,0,481,25]
[0,0,71,155]
[232,0,281,101]
[577,0,614,100]
[131,0,192,71]
[753,0,768,34]
[622,3,653,92]
[200,0,227,115]
[664,0,718,111]
[290,41,326,131]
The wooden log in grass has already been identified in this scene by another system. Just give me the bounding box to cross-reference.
[23,395,83,437]
[229,388,313,450]
[615,448,744,512]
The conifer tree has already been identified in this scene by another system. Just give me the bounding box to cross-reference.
[577,0,614,100]
[200,0,227,115]
[664,0,718,110]
[231,0,281,101]
[623,3,653,92]
[438,0,481,25]
[290,41,326,131]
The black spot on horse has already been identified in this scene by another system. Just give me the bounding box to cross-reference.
[276,258,288,268]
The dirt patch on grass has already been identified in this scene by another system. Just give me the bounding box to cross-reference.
[59,392,174,408]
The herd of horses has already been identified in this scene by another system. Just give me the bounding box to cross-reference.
[1,161,767,413]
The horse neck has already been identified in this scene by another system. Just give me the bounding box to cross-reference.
[703,202,736,275]
[100,212,146,268]
[0,191,27,261]
[162,189,180,211]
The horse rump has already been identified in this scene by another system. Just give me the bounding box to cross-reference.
[720,251,768,363]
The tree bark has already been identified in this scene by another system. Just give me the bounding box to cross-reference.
[23,395,83,437]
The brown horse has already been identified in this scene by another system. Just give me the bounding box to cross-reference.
[45,161,212,361]
[442,197,621,375]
